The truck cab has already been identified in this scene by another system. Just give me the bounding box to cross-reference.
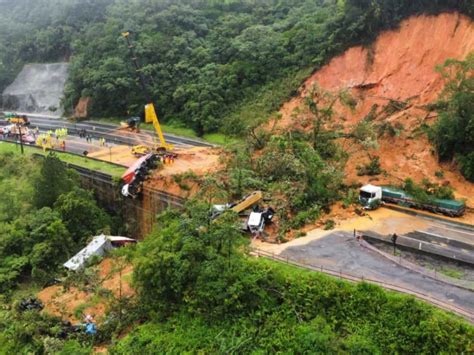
[359,184,382,209]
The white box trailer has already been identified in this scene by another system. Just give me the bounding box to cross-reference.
[64,235,136,271]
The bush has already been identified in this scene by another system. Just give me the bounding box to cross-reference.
[357,156,382,176]
[430,54,474,181]
[459,152,474,182]
[402,178,455,203]
[324,219,335,230]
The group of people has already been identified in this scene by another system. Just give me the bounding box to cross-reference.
[79,128,107,147]
[36,130,67,151]
[79,128,93,142]
[161,153,176,165]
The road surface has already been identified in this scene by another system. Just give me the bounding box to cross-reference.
[26,115,213,148]
[278,231,474,314]
[1,112,214,148]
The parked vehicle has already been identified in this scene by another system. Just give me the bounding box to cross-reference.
[5,112,29,126]
[0,124,14,135]
[359,184,465,217]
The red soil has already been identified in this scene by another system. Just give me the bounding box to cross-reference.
[74,97,91,119]
[37,258,134,323]
[275,13,474,206]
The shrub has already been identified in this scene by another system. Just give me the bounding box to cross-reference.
[430,54,474,181]
[357,156,382,176]
[324,219,335,230]
[459,152,474,182]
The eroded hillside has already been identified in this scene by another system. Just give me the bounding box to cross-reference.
[277,13,474,202]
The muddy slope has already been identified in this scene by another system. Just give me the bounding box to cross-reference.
[278,13,474,202]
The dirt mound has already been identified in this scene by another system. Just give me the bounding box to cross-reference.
[37,258,133,323]
[74,97,91,118]
[277,13,474,204]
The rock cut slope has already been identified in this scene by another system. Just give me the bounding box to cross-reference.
[278,13,474,201]
[2,63,69,115]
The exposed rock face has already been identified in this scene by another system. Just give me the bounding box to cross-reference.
[2,63,69,116]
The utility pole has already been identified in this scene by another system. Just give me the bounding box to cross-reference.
[17,123,24,154]
[391,233,398,255]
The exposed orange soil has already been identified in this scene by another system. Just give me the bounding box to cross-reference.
[159,147,222,177]
[37,258,134,323]
[145,175,201,198]
[90,144,222,175]
[88,145,133,166]
[144,147,222,198]
[74,97,91,118]
[274,13,474,207]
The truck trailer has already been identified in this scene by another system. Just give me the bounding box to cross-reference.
[359,184,465,217]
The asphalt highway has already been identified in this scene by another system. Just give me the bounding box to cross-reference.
[2,112,214,148]
[27,116,212,148]
[279,232,474,314]
[0,125,117,156]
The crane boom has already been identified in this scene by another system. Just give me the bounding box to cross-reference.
[145,103,173,151]
[121,31,172,151]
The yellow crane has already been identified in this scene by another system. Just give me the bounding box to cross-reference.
[144,102,173,151]
[121,31,173,154]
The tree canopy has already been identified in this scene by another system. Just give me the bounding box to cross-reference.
[113,202,474,354]
[0,0,472,135]
[0,153,111,291]
[431,53,474,181]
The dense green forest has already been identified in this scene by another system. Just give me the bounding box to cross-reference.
[430,54,474,182]
[1,200,473,353]
[0,153,111,293]
[0,0,473,135]
[112,205,473,353]
[0,152,112,352]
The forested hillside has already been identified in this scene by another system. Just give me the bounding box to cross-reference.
[0,0,472,135]
[0,153,111,293]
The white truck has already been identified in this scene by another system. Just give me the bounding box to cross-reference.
[359,184,383,209]
[359,184,465,217]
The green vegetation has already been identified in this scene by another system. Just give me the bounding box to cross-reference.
[439,267,464,280]
[109,204,474,353]
[212,88,351,238]
[402,178,455,204]
[1,1,473,136]
[0,142,125,177]
[357,156,383,176]
[0,153,111,292]
[0,304,93,354]
[430,53,474,181]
